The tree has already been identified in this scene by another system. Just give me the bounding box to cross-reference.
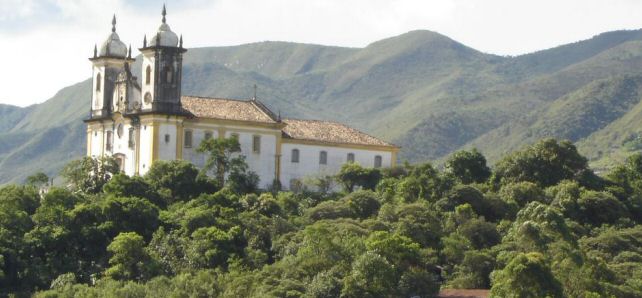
[25,172,49,188]
[342,190,381,219]
[364,231,421,269]
[493,139,589,187]
[60,156,119,193]
[490,252,564,298]
[445,148,491,184]
[144,160,214,204]
[100,196,160,240]
[499,181,547,207]
[336,163,381,192]
[197,136,251,188]
[105,232,159,281]
[577,191,629,226]
[103,174,162,207]
[341,252,397,298]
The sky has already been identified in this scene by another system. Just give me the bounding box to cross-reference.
[3,0,642,106]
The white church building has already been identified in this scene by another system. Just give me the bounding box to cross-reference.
[85,7,398,190]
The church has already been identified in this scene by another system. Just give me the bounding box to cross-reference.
[84,6,398,190]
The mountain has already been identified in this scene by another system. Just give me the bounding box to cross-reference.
[3,29,642,183]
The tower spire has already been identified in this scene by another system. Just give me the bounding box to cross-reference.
[128,44,132,58]
[111,14,116,32]
[143,34,147,47]
[253,84,257,100]
[162,4,167,23]
[93,44,97,58]
[179,34,183,48]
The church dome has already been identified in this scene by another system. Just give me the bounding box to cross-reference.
[99,32,128,57]
[98,15,128,58]
[149,5,179,47]
[150,23,179,47]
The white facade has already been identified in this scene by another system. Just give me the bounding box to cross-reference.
[280,142,393,189]
[85,8,398,190]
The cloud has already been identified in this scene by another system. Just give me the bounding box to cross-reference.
[2,0,642,106]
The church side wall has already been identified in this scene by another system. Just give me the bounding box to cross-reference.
[158,123,178,160]
[138,122,154,174]
[280,142,394,190]
[180,122,279,189]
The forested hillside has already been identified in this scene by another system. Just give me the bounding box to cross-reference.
[5,29,642,183]
[0,138,640,297]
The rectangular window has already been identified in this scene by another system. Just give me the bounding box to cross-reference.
[184,130,193,148]
[291,149,299,163]
[374,155,383,168]
[319,151,327,165]
[204,131,213,140]
[253,135,261,153]
[165,134,170,143]
[128,128,135,149]
[347,153,355,163]
[106,131,113,151]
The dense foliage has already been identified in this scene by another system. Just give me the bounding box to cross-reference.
[0,139,640,297]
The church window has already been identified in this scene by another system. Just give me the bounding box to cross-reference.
[106,131,113,151]
[165,134,170,143]
[117,124,124,138]
[374,155,382,168]
[204,131,213,140]
[128,128,135,149]
[252,135,261,153]
[319,151,327,165]
[144,92,152,104]
[347,153,355,163]
[291,149,299,163]
[114,154,125,172]
[164,66,173,83]
[184,130,193,148]
[96,73,101,91]
[145,66,151,85]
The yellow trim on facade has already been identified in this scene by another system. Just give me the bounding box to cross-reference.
[151,122,160,164]
[281,137,399,152]
[87,129,92,156]
[100,124,106,156]
[275,132,282,185]
[176,123,184,159]
[391,151,398,166]
[187,117,286,130]
[185,124,281,136]
[134,126,141,175]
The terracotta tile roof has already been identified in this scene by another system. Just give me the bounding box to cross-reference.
[282,118,396,148]
[181,96,277,123]
[438,289,490,298]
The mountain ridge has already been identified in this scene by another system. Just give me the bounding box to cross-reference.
[3,29,642,183]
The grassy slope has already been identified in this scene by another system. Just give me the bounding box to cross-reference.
[4,29,642,183]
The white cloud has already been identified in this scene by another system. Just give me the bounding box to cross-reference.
[2,0,642,106]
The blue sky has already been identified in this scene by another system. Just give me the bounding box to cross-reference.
[3,0,642,106]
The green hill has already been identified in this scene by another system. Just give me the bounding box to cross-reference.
[4,29,642,183]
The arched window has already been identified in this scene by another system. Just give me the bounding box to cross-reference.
[374,155,382,168]
[319,151,327,165]
[164,66,173,83]
[96,73,101,91]
[291,149,299,163]
[347,153,355,163]
[145,66,151,85]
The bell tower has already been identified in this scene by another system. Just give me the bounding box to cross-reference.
[139,5,187,115]
[89,15,134,118]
